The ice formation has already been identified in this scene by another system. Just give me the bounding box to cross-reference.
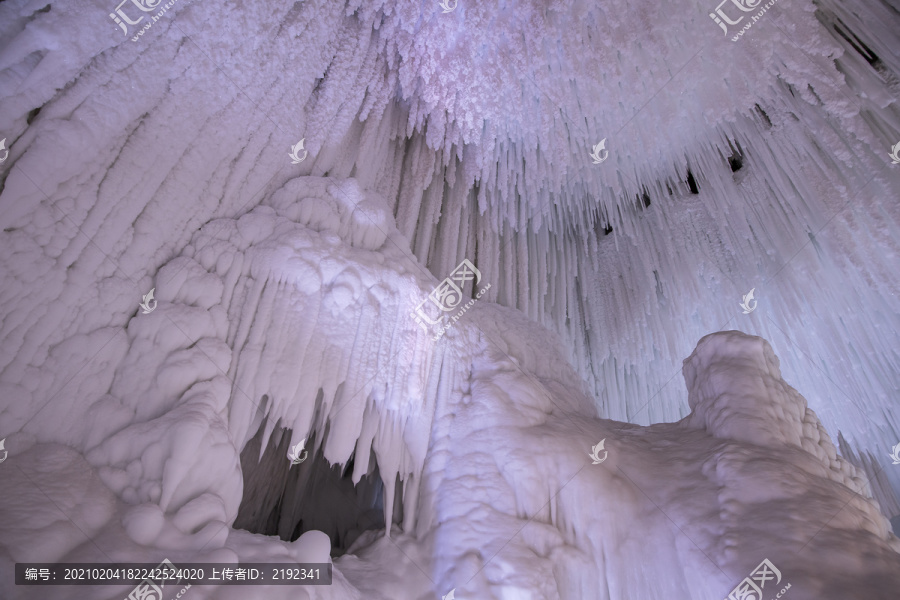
[0,0,899,598]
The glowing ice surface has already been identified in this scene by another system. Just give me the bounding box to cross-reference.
[0,0,899,597]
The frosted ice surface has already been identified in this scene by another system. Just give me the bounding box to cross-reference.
[0,0,899,598]
[2,179,898,598]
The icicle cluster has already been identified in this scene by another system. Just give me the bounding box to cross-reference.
[0,0,899,596]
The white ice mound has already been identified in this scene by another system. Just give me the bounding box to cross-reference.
[423,327,900,600]
[0,175,438,600]
[266,177,392,251]
[684,331,826,447]
[681,330,870,491]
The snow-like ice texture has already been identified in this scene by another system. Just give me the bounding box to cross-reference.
[0,0,899,597]
[1,0,899,483]
[11,0,900,503]
[1,172,899,599]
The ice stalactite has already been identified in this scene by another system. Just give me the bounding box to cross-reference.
[1,0,898,484]
[0,175,446,599]
[3,183,900,599]
[837,432,900,532]
[152,177,442,537]
[0,0,899,598]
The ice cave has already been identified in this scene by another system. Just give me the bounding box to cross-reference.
[1,0,900,598]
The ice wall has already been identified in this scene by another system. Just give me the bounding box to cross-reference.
[0,175,439,599]
[0,0,898,495]
[0,0,899,597]
[2,184,898,598]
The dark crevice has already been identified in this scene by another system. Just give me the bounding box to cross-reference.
[640,191,651,208]
[832,22,881,67]
[653,269,664,302]
[27,105,42,125]
[592,215,613,237]
[728,141,744,172]
[754,103,773,128]
[686,169,700,194]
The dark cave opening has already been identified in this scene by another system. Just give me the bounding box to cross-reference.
[728,148,743,172]
[637,189,652,209]
[234,418,400,557]
[686,169,700,194]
